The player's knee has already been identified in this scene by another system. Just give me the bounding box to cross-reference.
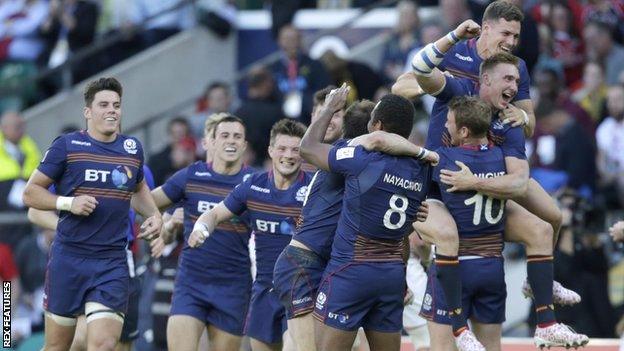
[432,227,458,254]
[524,220,553,253]
[89,336,118,351]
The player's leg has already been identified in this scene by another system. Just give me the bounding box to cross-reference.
[427,322,456,351]
[363,330,401,351]
[249,338,282,351]
[85,304,124,351]
[206,324,242,351]
[115,274,141,351]
[470,322,501,351]
[166,315,205,351]
[314,321,357,351]
[404,254,431,351]
[404,324,430,351]
[43,313,77,351]
[286,314,316,351]
[413,200,467,337]
[273,245,327,351]
[70,316,87,351]
[513,179,563,245]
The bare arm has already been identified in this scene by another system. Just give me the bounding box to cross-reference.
[150,187,174,211]
[188,202,235,248]
[300,84,350,171]
[23,170,98,215]
[161,208,184,245]
[350,131,439,165]
[440,157,529,199]
[27,208,59,231]
[131,180,163,241]
[391,72,424,100]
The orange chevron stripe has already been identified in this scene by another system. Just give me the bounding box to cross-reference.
[526,256,553,263]
[435,259,459,265]
[68,153,141,164]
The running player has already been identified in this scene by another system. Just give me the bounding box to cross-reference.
[411,24,589,347]
[189,118,312,351]
[273,95,438,351]
[301,86,431,351]
[420,96,506,351]
[149,114,254,351]
[22,77,162,351]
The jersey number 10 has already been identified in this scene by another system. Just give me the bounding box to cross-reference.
[464,193,505,226]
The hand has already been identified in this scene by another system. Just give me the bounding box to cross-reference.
[609,221,624,242]
[404,288,414,305]
[149,237,165,258]
[501,104,527,127]
[139,215,162,242]
[165,207,184,233]
[391,72,424,100]
[454,20,481,40]
[440,161,476,192]
[322,83,350,113]
[188,229,209,248]
[424,150,439,166]
[416,202,429,222]
[70,195,98,216]
[616,313,624,336]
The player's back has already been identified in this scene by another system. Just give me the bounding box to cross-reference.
[434,144,507,256]
[328,145,430,262]
[293,139,349,261]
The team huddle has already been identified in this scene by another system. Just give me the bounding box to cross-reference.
[23,1,594,351]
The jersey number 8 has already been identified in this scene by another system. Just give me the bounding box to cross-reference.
[383,194,408,229]
[464,193,505,225]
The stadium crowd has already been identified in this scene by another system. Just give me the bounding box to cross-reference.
[1,0,624,350]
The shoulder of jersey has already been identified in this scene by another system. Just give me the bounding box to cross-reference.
[118,134,142,155]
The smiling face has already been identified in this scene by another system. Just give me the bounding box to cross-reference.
[311,107,345,143]
[84,90,121,140]
[268,134,302,178]
[211,121,247,164]
[479,62,519,111]
[481,19,521,55]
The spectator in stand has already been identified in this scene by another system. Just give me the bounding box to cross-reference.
[0,0,48,63]
[583,20,624,86]
[135,0,195,48]
[439,0,470,30]
[380,0,421,83]
[533,67,595,134]
[532,101,596,197]
[0,0,49,110]
[543,1,584,87]
[314,39,383,102]
[96,0,142,69]
[38,0,99,84]
[509,0,540,74]
[596,84,624,209]
[0,111,40,247]
[190,82,233,139]
[572,61,608,124]
[148,117,195,186]
[269,24,330,124]
[0,243,20,321]
[582,0,624,44]
[235,66,284,166]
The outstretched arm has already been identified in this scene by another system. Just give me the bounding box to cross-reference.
[440,157,529,199]
[300,84,350,171]
[188,202,235,248]
[350,131,439,166]
[412,20,481,94]
[131,180,163,241]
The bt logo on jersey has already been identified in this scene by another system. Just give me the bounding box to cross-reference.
[197,201,218,213]
[256,219,279,233]
[85,169,111,182]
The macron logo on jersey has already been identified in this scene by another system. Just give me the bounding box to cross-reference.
[251,185,270,193]
[194,171,212,177]
[71,140,91,146]
[455,53,473,62]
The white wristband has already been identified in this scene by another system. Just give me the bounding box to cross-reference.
[520,109,529,126]
[421,148,430,160]
[193,221,210,237]
[56,196,74,211]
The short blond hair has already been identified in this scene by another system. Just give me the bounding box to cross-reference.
[204,113,228,137]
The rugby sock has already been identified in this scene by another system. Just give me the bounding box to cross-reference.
[435,254,466,335]
[527,255,556,327]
